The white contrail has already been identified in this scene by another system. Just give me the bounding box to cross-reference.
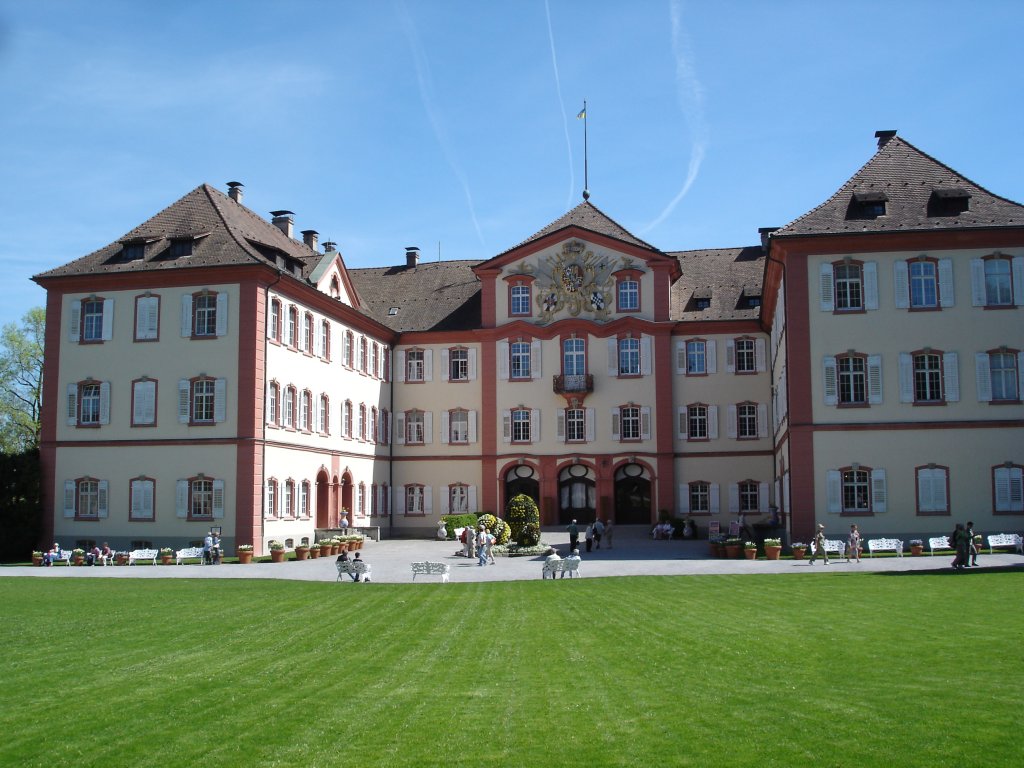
[642,0,708,233]
[396,2,486,247]
[545,0,575,210]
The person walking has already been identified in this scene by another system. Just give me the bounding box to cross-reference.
[951,523,969,570]
[966,521,979,567]
[603,519,614,549]
[486,530,496,565]
[808,524,829,564]
[566,519,579,553]
[847,524,862,563]
[584,523,594,553]
[477,525,489,566]
[593,519,605,549]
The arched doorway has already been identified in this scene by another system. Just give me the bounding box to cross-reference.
[558,463,595,524]
[340,471,353,527]
[316,470,330,528]
[614,462,652,524]
[504,464,540,512]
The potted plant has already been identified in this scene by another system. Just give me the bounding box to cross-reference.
[115,551,129,565]
[32,551,43,566]
[791,542,808,560]
[307,543,320,559]
[237,544,254,564]
[764,538,782,560]
[318,540,333,557]
[159,547,174,565]
[268,540,286,563]
[352,535,365,550]
[295,543,310,561]
[973,535,983,555]
[909,539,924,556]
[744,541,758,560]
[724,538,743,559]
[72,547,86,565]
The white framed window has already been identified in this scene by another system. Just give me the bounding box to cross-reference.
[826,467,886,514]
[67,380,110,427]
[976,350,1022,403]
[617,277,640,312]
[129,478,155,520]
[405,484,431,516]
[300,481,311,518]
[69,297,113,343]
[726,337,765,374]
[899,351,958,404]
[283,387,296,429]
[134,295,160,341]
[179,377,226,424]
[678,404,717,441]
[916,466,949,515]
[319,395,330,433]
[510,283,531,316]
[177,476,225,521]
[406,349,425,382]
[993,464,1024,513]
[183,292,227,338]
[405,410,425,444]
[63,477,108,520]
[131,379,157,426]
[820,261,878,312]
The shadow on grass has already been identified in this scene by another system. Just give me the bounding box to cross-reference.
[874,563,1024,577]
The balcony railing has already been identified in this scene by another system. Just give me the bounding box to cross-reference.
[553,374,593,395]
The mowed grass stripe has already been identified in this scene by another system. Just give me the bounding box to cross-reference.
[1,572,1021,767]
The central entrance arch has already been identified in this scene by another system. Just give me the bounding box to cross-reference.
[614,462,652,525]
[504,463,539,512]
[558,463,595,524]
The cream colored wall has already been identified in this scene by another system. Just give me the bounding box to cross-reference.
[53,444,236,546]
[389,459,484,516]
[674,453,774,516]
[57,284,241,441]
[811,427,1021,537]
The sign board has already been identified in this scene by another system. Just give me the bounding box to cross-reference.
[708,520,720,537]
[729,521,741,537]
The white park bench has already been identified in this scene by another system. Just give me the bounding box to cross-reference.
[51,550,73,566]
[175,546,207,565]
[411,561,450,583]
[128,548,159,565]
[927,536,951,554]
[336,560,372,582]
[986,533,1023,554]
[867,538,904,557]
[541,558,582,579]
[809,539,846,560]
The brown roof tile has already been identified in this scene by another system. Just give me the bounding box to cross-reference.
[349,260,482,332]
[497,200,660,256]
[668,246,765,322]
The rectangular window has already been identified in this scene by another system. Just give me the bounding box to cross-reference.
[842,469,871,513]
[449,409,469,444]
[449,484,469,513]
[510,284,531,316]
[132,379,157,426]
[191,479,214,519]
[300,482,310,517]
[620,406,640,440]
[734,338,756,373]
[406,485,425,515]
[359,338,368,372]
[80,383,101,426]
[82,299,105,342]
[342,401,352,437]
[510,342,531,380]
[319,396,329,433]
[266,480,277,518]
[193,379,216,423]
[565,408,585,442]
[687,341,706,375]
[916,467,949,514]
[406,411,424,444]
[688,405,708,440]
[134,295,159,341]
[990,352,1019,401]
[449,348,469,381]
[739,481,759,512]
[617,279,639,311]
[737,404,757,438]
[358,404,366,440]
[269,300,280,340]
[282,481,294,517]
[511,409,531,443]
[985,259,1013,306]
[909,261,938,308]
[343,332,353,366]
[834,263,863,310]
[406,350,424,382]
[78,479,100,518]
[130,478,154,520]
[301,392,311,431]
[994,465,1024,513]
[913,353,943,402]
[689,482,710,513]
[194,294,218,337]
[563,338,586,376]
[287,308,297,347]
[838,356,867,405]
[618,338,640,376]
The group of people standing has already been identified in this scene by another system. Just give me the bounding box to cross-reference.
[456,524,496,565]
[950,521,980,570]
[566,519,613,553]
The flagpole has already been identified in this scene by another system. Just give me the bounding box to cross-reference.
[581,99,590,201]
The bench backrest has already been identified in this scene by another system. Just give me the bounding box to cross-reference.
[177,547,205,558]
[987,533,1021,545]
[412,562,448,574]
[823,539,845,553]
[542,559,565,572]
[868,538,902,551]
[928,536,950,553]
[131,549,159,558]
[337,560,368,573]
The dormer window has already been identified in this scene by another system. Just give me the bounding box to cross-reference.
[170,239,193,258]
[694,298,711,310]
[928,188,970,217]
[122,242,145,261]
[847,190,888,219]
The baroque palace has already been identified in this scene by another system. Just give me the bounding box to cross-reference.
[35,131,1024,555]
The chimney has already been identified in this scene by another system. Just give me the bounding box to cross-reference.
[323,241,337,253]
[874,129,897,149]
[301,230,319,252]
[227,181,244,203]
[758,226,779,253]
[270,210,295,239]
[405,246,420,268]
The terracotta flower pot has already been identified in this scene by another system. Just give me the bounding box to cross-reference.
[744,548,757,560]
[725,544,742,559]
[308,547,319,559]
[319,545,332,557]
[910,545,923,556]
[238,551,253,564]
[161,555,174,565]
[115,554,128,565]
[295,547,309,561]
[270,549,285,563]
[73,556,84,566]
[791,547,806,560]
[32,555,43,567]
[765,545,782,561]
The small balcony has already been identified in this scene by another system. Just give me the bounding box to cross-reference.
[553,374,593,396]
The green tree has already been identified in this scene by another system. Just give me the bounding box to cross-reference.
[0,307,45,453]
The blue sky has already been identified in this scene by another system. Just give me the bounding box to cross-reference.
[1,0,1022,330]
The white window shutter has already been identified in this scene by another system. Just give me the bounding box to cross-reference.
[893,261,909,309]
[826,470,842,514]
[757,403,768,438]
[423,411,433,444]
[675,341,686,374]
[139,296,159,339]
[755,338,766,372]
[969,259,986,306]
[728,483,739,514]
[727,404,738,438]
[708,405,719,440]
[975,352,992,402]
[725,339,735,373]
[610,409,620,440]
[176,480,189,518]
[933,468,948,512]
[468,485,478,512]
[215,293,228,336]
[396,351,406,383]
[867,355,883,405]
[864,261,879,310]
[898,353,914,403]
[1014,257,1024,306]
[69,300,81,342]
[178,379,191,423]
[441,348,450,381]
[97,480,109,518]
[585,408,595,442]
[468,410,478,443]
[468,348,477,380]
[607,338,618,376]
[641,406,651,440]
[641,336,652,376]
[706,340,717,374]
[678,484,690,514]
[213,479,225,518]
[440,411,450,444]
[1018,352,1024,400]
[938,259,955,307]
[181,294,193,336]
[395,413,405,445]
[758,482,769,513]
[134,380,155,425]
[819,263,835,311]
[556,410,566,442]
[531,409,541,441]
[423,486,433,515]
[530,340,542,379]
[943,352,959,402]
[214,378,227,422]
[64,480,76,517]
[709,483,720,514]
[263,481,271,517]
[101,299,114,340]
[66,384,78,426]
[502,410,511,443]
[498,342,509,380]
[917,469,933,512]
[423,349,433,381]
[823,356,838,405]
[677,407,687,441]
[98,381,111,425]
[871,468,887,513]
[441,490,450,515]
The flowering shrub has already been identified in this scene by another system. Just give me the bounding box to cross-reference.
[763,538,781,547]
[477,513,511,545]
[506,494,540,546]
[268,540,285,551]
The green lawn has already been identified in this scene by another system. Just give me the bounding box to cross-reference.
[1,572,1021,767]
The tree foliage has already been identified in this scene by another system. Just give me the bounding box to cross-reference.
[0,307,45,453]
[0,448,41,561]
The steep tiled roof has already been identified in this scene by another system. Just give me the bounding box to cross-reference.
[497,200,660,256]
[775,136,1024,238]
[668,246,765,322]
[34,184,320,280]
[349,260,482,332]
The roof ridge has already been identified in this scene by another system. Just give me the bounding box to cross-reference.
[200,184,269,266]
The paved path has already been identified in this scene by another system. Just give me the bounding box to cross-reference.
[6,528,1022,583]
